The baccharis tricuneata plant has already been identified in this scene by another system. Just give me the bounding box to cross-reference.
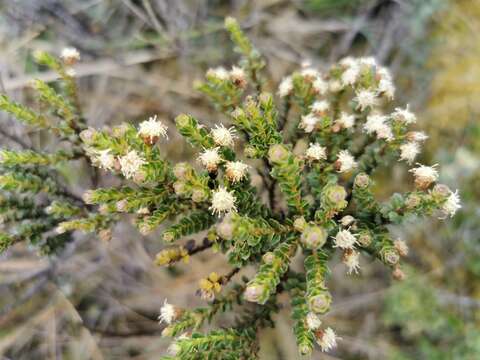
[0,17,460,359]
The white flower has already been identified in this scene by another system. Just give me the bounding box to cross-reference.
[299,113,320,133]
[167,333,189,355]
[210,187,237,215]
[119,150,146,179]
[138,115,168,141]
[97,149,115,170]
[329,79,343,93]
[333,229,357,249]
[407,131,428,142]
[355,89,379,111]
[364,114,393,141]
[206,67,229,80]
[65,67,76,77]
[343,250,360,274]
[377,67,392,81]
[311,100,330,115]
[316,327,339,352]
[198,147,222,172]
[336,150,357,173]
[378,78,395,100]
[376,123,394,141]
[211,124,236,147]
[301,68,319,79]
[441,190,461,218]
[225,161,249,183]
[229,66,246,86]
[399,142,420,164]
[158,299,176,324]
[60,47,80,63]
[312,76,328,95]
[335,112,355,129]
[339,56,357,68]
[358,57,377,67]
[409,163,439,189]
[305,143,327,162]
[306,312,322,330]
[392,105,416,124]
[341,65,360,86]
[278,76,293,97]
[364,114,387,135]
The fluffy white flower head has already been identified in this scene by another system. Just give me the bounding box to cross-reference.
[301,67,319,79]
[211,124,236,147]
[306,312,322,330]
[399,142,420,164]
[408,131,428,142]
[278,76,293,97]
[299,113,320,133]
[442,190,461,218]
[312,76,328,95]
[341,64,360,86]
[336,112,355,129]
[311,100,330,115]
[343,250,360,274]
[198,147,222,172]
[305,143,327,162]
[378,78,395,100]
[392,105,416,124]
[158,299,176,324]
[61,47,80,63]
[210,187,237,215]
[317,327,339,352]
[138,115,168,140]
[207,67,229,80]
[97,149,115,170]
[364,114,393,141]
[409,163,439,188]
[225,161,249,183]
[355,89,378,111]
[336,150,357,173]
[333,229,357,249]
[119,150,146,179]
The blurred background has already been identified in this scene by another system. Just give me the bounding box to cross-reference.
[0,0,479,359]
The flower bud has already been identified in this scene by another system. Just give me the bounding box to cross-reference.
[357,231,372,247]
[191,187,209,203]
[354,173,370,188]
[381,248,400,266]
[432,184,451,200]
[262,252,276,265]
[82,190,95,204]
[173,162,191,179]
[268,144,290,164]
[116,199,128,212]
[173,181,188,196]
[405,193,421,209]
[392,266,406,281]
[293,217,307,232]
[244,284,264,303]
[216,218,234,240]
[98,228,112,242]
[300,224,327,249]
[309,292,332,314]
[394,239,409,257]
[340,215,355,227]
[79,128,97,144]
[324,184,347,206]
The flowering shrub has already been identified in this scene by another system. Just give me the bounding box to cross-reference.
[0,17,460,358]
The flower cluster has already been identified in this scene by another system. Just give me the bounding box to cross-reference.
[0,18,460,359]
